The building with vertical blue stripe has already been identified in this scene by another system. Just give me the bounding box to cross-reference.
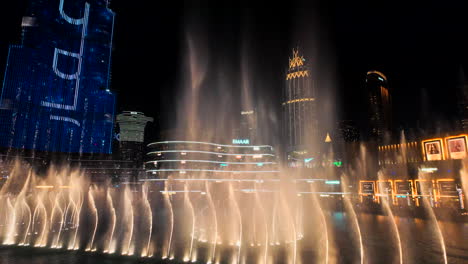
[0,0,115,153]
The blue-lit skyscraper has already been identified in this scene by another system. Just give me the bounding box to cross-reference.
[0,0,115,153]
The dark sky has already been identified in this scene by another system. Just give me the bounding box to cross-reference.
[1,0,467,139]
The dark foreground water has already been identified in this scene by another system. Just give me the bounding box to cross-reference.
[0,213,467,264]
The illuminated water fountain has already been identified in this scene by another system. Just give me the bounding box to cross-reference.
[0,32,466,264]
[0,161,307,263]
[0,145,466,264]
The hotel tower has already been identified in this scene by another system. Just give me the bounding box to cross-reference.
[282,48,318,167]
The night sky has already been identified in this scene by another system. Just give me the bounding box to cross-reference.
[1,0,467,140]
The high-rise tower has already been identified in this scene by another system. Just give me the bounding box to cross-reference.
[282,48,318,167]
[0,0,115,153]
[233,109,257,144]
[366,70,392,141]
[456,67,468,131]
[116,111,153,164]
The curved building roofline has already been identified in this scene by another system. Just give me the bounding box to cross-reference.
[366,70,387,81]
[147,150,275,157]
[147,169,279,173]
[145,160,277,165]
[147,140,274,149]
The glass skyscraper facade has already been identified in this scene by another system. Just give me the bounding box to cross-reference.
[0,0,115,153]
[366,70,391,142]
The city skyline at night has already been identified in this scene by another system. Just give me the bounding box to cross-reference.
[1,1,467,140]
[0,1,466,264]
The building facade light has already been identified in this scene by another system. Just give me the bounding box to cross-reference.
[282,98,315,105]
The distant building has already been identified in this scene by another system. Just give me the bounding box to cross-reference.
[330,120,360,167]
[337,120,360,143]
[116,111,153,164]
[233,109,258,144]
[456,67,468,131]
[0,0,116,154]
[282,48,318,167]
[366,70,392,142]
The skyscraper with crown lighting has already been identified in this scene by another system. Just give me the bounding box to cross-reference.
[282,48,318,167]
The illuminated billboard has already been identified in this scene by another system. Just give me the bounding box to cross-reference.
[422,139,444,161]
[360,181,375,195]
[0,0,115,153]
[415,180,432,196]
[437,180,458,196]
[395,181,412,195]
[445,135,467,159]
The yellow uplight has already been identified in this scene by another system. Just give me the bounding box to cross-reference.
[35,185,54,189]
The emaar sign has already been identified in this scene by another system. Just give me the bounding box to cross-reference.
[232,139,250,145]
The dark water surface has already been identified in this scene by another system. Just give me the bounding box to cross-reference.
[0,213,467,264]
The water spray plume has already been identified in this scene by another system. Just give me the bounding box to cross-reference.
[106,188,116,254]
[341,175,364,264]
[377,171,403,264]
[142,183,153,258]
[416,172,448,264]
[86,187,98,252]
[309,184,329,264]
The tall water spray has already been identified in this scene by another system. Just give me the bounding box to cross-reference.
[416,171,448,264]
[376,171,403,264]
